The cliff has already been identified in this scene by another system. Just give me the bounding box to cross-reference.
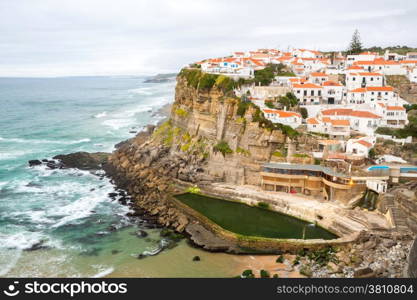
[386,75,417,104]
[104,70,296,236]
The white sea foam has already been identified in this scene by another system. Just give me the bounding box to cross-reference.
[0,150,33,160]
[94,112,107,118]
[0,137,91,145]
[128,87,153,95]
[102,118,133,130]
[0,231,46,250]
[92,266,115,278]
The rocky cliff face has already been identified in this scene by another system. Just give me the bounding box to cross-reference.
[104,72,293,234]
[386,75,417,104]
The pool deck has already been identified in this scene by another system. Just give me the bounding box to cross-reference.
[202,183,393,239]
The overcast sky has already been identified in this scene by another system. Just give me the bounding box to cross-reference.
[1,0,416,77]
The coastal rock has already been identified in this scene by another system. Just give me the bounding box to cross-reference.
[28,160,42,167]
[53,152,110,170]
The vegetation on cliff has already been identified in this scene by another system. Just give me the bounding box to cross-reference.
[213,140,233,157]
[179,68,236,94]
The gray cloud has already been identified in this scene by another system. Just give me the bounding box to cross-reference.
[0,0,416,76]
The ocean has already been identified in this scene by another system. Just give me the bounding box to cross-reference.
[0,76,246,278]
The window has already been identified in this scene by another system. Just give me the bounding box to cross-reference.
[318,90,322,96]
[304,90,307,96]
[311,90,314,96]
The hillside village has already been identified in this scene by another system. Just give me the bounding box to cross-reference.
[191,47,417,166]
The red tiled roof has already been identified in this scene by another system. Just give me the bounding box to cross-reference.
[292,83,322,89]
[387,106,405,111]
[263,109,301,118]
[330,119,350,126]
[356,140,372,148]
[366,86,394,92]
[321,109,381,119]
[310,72,328,77]
[307,117,319,124]
[322,80,342,87]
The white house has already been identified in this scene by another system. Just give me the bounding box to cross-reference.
[292,83,323,105]
[345,72,384,90]
[306,117,350,138]
[353,58,406,75]
[262,109,302,128]
[322,80,345,104]
[320,108,382,136]
[346,52,378,66]
[292,49,323,59]
[346,138,375,157]
[347,86,396,105]
[308,72,329,84]
[374,103,408,128]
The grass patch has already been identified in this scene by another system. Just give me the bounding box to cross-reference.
[293,153,309,158]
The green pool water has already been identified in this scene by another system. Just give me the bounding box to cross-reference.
[175,193,338,240]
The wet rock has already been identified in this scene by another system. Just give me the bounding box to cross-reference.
[24,241,48,251]
[136,230,148,238]
[108,192,118,199]
[28,160,42,167]
[53,152,110,170]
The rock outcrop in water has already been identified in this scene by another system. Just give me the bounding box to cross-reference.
[28,152,110,170]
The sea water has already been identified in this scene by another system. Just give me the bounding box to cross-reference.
[0,76,243,278]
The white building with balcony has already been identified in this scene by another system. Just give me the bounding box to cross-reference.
[345,72,384,90]
[292,83,323,105]
[262,109,302,128]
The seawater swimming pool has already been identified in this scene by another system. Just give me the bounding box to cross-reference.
[368,165,417,173]
[174,193,338,240]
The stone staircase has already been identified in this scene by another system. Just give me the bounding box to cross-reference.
[384,193,409,231]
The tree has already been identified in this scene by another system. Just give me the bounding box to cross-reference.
[348,29,363,55]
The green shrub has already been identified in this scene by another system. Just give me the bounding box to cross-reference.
[213,140,233,157]
[199,73,218,90]
[257,202,269,209]
[237,100,251,117]
[241,269,254,278]
[174,107,188,118]
[273,274,279,278]
[260,270,270,278]
[276,255,285,263]
[215,75,236,93]
[265,101,276,109]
